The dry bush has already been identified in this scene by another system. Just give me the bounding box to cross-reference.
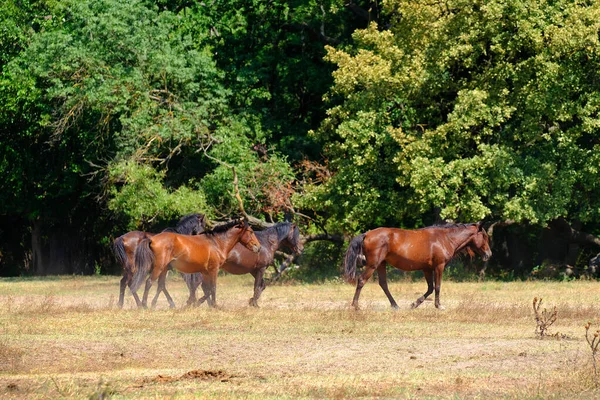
[533,297,559,339]
[585,321,600,389]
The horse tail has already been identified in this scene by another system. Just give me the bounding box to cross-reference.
[343,233,366,284]
[130,238,154,293]
[113,236,127,270]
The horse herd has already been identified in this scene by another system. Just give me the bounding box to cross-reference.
[113,214,492,310]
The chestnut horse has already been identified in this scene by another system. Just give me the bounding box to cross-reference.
[184,222,304,307]
[131,219,261,308]
[113,213,205,308]
[344,222,492,310]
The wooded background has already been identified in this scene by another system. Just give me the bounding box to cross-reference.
[1,0,599,278]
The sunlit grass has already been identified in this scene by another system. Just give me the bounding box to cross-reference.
[1,275,599,398]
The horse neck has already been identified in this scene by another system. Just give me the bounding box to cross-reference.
[446,226,477,254]
[175,221,196,235]
[257,227,285,253]
[214,228,245,255]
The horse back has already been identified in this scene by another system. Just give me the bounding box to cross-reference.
[148,232,214,274]
[364,227,441,271]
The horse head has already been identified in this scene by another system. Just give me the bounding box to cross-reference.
[238,219,261,254]
[195,214,206,234]
[467,222,492,262]
[175,213,206,235]
[285,223,304,255]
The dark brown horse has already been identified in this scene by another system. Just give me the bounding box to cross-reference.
[113,213,205,308]
[343,222,492,310]
[185,222,303,307]
[131,219,261,308]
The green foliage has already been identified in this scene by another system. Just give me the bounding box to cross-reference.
[0,0,228,222]
[200,121,296,219]
[1,0,599,278]
[286,241,345,282]
[308,0,600,233]
[107,160,210,230]
[181,0,357,160]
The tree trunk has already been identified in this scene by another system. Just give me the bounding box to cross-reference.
[31,217,96,275]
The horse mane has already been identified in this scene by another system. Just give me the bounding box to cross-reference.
[162,213,204,234]
[422,222,478,230]
[204,219,244,235]
[262,222,296,243]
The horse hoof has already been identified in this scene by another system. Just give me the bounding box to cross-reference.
[391,304,399,310]
[436,305,446,310]
[410,302,418,309]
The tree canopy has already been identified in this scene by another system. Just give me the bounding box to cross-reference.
[304,0,600,233]
[1,0,599,277]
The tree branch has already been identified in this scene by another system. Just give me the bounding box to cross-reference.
[345,1,371,22]
[552,218,600,248]
[301,233,344,244]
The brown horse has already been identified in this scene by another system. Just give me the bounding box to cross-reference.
[185,222,304,307]
[343,222,492,310]
[131,219,261,308]
[113,213,205,308]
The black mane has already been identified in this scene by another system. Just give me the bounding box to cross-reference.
[162,213,204,235]
[419,222,478,230]
[259,222,296,243]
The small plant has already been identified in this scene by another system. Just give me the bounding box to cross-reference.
[94,262,102,276]
[585,321,600,389]
[533,297,558,339]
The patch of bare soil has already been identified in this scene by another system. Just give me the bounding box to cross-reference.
[146,369,236,385]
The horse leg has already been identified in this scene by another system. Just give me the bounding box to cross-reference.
[434,265,445,309]
[152,270,175,309]
[150,276,162,309]
[141,266,164,309]
[203,270,218,308]
[351,266,376,310]
[195,280,210,306]
[411,269,434,309]
[351,243,387,309]
[127,270,143,308]
[376,263,398,309]
[161,277,176,309]
[141,276,154,309]
[249,268,266,308]
[118,275,127,308]
[183,273,199,306]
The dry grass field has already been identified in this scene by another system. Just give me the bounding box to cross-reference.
[1,273,600,399]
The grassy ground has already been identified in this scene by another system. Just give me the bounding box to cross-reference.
[1,274,600,399]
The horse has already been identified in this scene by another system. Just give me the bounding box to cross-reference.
[131,219,261,308]
[113,213,206,308]
[343,222,492,310]
[588,253,600,277]
[184,222,303,307]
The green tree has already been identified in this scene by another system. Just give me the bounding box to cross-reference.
[0,0,229,273]
[306,0,600,246]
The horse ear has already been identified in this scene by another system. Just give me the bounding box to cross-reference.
[476,221,483,231]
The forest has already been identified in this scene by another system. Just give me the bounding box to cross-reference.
[1,0,600,279]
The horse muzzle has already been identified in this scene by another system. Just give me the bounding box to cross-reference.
[251,244,261,254]
[482,251,492,262]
